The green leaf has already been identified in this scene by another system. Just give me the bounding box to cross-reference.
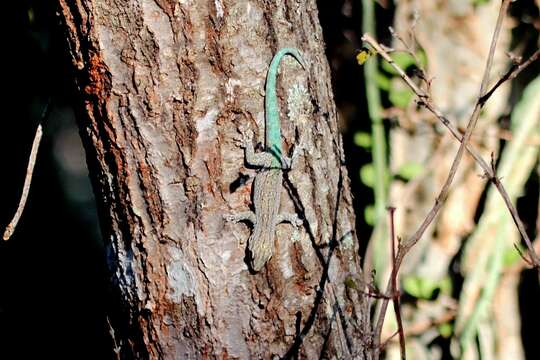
[472,0,490,6]
[438,323,453,338]
[375,72,391,91]
[364,205,375,226]
[389,81,414,108]
[503,244,526,267]
[360,164,375,188]
[396,162,424,181]
[439,276,452,295]
[403,276,440,299]
[417,50,428,69]
[354,132,372,149]
[382,52,417,75]
[403,276,422,298]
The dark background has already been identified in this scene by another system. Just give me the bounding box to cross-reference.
[0,1,538,359]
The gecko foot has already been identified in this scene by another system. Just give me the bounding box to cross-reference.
[233,125,254,149]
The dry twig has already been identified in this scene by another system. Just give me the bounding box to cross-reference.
[3,101,50,241]
[107,316,122,360]
[388,207,406,359]
[480,48,540,104]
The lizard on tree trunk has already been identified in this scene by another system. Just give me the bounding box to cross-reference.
[228,48,306,272]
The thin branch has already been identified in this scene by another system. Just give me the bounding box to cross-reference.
[390,26,437,101]
[361,0,540,270]
[379,330,400,350]
[358,289,393,300]
[3,102,50,241]
[372,208,407,359]
[389,207,406,359]
[389,26,431,93]
[480,48,540,104]
[107,316,122,360]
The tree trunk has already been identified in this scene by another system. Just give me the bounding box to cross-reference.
[57,1,367,358]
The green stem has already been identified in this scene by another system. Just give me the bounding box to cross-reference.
[362,0,389,280]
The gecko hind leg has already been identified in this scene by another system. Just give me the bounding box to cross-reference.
[276,213,302,226]
[277,213,303,244]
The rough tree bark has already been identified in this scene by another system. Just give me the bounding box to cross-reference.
[57,1,367,358]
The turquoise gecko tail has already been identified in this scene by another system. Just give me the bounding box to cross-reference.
[265,48,306,167]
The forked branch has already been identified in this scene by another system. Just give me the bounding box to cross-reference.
[361,1,540,270]
[366,0,540,357]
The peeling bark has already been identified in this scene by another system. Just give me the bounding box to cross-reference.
[56,0,367,358]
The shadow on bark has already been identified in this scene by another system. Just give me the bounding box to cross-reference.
[281,166,360,359]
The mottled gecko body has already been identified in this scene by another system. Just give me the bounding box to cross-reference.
[229,48,306,271]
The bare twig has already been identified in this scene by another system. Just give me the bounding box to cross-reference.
[362,0,540,270]
[107,316,122,360]
[388,26,431,93]
[359,289,393,300]
[391,26,437,99]
[369,0,518,357]
[480,48,540,104]
[389,207,406,359]
[372,207,407,359]
[3,118,46,241]
[380,330,400,350]
[3,100,51,240]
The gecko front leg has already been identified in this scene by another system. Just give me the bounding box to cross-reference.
[236,126,294,170]
[235,126,274,168]
[226,211,256,224]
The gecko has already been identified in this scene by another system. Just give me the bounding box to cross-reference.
[228,48,307,272]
